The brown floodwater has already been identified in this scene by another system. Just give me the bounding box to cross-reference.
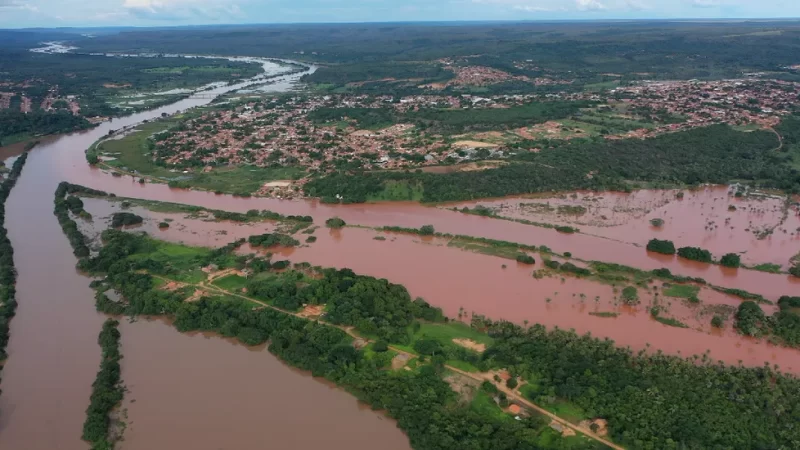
[118,318,410,450]
[78,199,800,373]
[2,51,800,449]
[447,188,800,268]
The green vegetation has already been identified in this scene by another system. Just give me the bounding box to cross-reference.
[247,233,300,248]
[0,110,93,146]
[646,238,676,255]
[325,217,346,228]
[620,286,639,305]
[711,315,725,328]
[750,263,783,274]
[110,212,143,228]
[720,253,741,268]
[0,151,29,364]
[663,284,700,299]
[732,297,800,347]
[588,312,619,318]
[515,254,535,265]
[82,319,123,450]
[677,246,713,263]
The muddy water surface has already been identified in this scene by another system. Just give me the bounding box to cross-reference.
[118,318,410,450]
[450,187,800,268]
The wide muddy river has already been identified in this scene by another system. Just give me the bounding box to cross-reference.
[1,50,799,449]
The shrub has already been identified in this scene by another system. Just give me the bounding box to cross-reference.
[650,218,664,227]
[621,286,639,305]
[110,212,143,228]
[325,217,346,228]
[506,378,518,389]
[515,254,535,265]
[158,222,169,229]
[419,225,435,236]
[373,339,389,352]
[711,315,724,328]
[735,301,766,337]
[720,253,741,268]
[677,246,713,263]
[646,239,676,255]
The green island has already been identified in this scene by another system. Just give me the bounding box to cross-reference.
[52,183,800,450]
[82,319,124,450]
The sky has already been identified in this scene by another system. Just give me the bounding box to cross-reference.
[0,0,799,28]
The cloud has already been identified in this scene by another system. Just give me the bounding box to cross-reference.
[0,0,39,12]
[691,0,720,7]
[576,0,606,10]
[122,0,245,21]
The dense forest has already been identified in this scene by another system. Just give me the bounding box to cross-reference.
[66,22,800,85]
[484,321,800,449]
[0,110,93,145]
[305,124,798,203]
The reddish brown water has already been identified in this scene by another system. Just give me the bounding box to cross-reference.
[78,199,800,373]
[448,188,800,268]
[2,55,799,449]
[118,318,410,450]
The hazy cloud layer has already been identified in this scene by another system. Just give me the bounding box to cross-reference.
[1,0,799,27]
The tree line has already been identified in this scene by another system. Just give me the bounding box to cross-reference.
[82,319,123,450]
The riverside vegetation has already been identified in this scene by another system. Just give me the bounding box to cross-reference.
[53,185,800,450]
[82,319,123,450]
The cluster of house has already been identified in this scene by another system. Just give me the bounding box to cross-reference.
[610,79,798,134]
[432,60,574,88]
[0,81,81,115]
[152,93,586,177]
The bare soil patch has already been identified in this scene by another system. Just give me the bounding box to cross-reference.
[452,338,486,353]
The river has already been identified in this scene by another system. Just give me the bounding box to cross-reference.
[0,48,799,449]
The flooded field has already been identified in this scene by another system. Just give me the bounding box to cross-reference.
[448,187,800,268]
[78,198,800,373]
[118,318,410,450]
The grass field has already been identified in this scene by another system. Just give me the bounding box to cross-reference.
[447,239,525,260]
[470,390,512,422]
[213,274,248,291]
[750,262,784,273]
[367,180,424,202]
[414,322,494,347]
[663,284,700,299]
